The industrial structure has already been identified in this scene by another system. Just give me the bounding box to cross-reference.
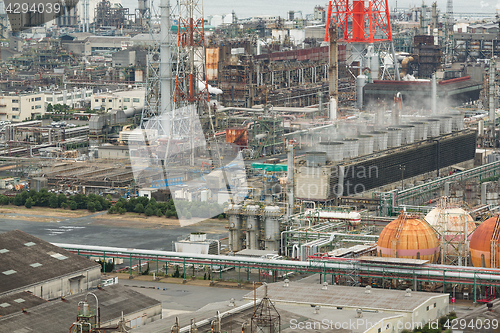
[4,0,500,321]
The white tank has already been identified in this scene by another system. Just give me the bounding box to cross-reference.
[342,138,359,159]
[427,119,441,137]
[356,75,367,109]
[437,116,453,134]
[398,125,415,144]
[319,142,344,162]
[447,111,464,131]
[387,127,402,147]
[409,121,428,140]
[358,135,374,156]
[263,206,281,251]
[369,131,388,151]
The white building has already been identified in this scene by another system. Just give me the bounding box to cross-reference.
[0,92,45,121]
[45,88,94,109]
[91,89,145,111]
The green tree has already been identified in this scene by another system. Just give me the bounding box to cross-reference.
[57,193,67,207]
[87,201,96,213]
[25,197,33,208]
[13,193,24,206]
[134,203,144,214]
[49,195,58,208]
[106,194,112,201]
[156,209,163,217]
[69,201,77,210]
[118,207,126,215]
[94,201,103,211]
[144,206,154,216]
[46,103,53,112]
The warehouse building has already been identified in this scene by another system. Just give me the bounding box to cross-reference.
[0,230,101,299]
[0,284,162,332]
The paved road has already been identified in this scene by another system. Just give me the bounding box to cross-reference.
[0,213,227,251]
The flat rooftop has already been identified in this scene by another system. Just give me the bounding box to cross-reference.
[244,283,446,312]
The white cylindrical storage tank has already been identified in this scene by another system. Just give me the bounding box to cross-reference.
[263,206,281,251]
[447,111,464,131]
[409,121,428,141]
[387,127,402,147]
[319,142,344,162]
[227,204,243,252]
[436,116,452,134]
[371,53,379,81]
[370,131,388,151]
[342,138,359,159]
[479,120,485,136]
[358,135,374,156]
[427,118,441,137]
[356,75,367,109]
[397,125,415,144]
[246,205,260,250]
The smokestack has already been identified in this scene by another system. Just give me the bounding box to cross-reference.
[432,73,437,115]
[490,59,496,139]
[160,0,172,135]
[329,26,338,119]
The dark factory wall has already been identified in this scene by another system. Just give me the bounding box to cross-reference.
[335,130,477,196]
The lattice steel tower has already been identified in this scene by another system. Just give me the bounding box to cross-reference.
[174,0,209,107]
[140,0,175,135]
[446,0,453,32]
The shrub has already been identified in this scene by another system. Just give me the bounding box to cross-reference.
[118,207,126,215]
[69,201,77,210]
[156,209,163,217]
[61,202,68,209]
[106,194,112,201]
[108,206,116,214]
[25,197,33,208]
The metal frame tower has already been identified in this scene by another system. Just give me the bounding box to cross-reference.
[140,0,174,136]
[325,0,393,43]
[174,0,209,107]
[446,0,453,32]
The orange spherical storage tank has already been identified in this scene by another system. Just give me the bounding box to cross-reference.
[377,213,440,262]
[469,215,500,268]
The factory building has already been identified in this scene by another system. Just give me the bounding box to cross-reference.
[0,230,101,298]
[133,281,449,333]
[363,77,482,109]
[0,284,162,332]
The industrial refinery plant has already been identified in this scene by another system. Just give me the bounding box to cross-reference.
[3,0,500,331]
